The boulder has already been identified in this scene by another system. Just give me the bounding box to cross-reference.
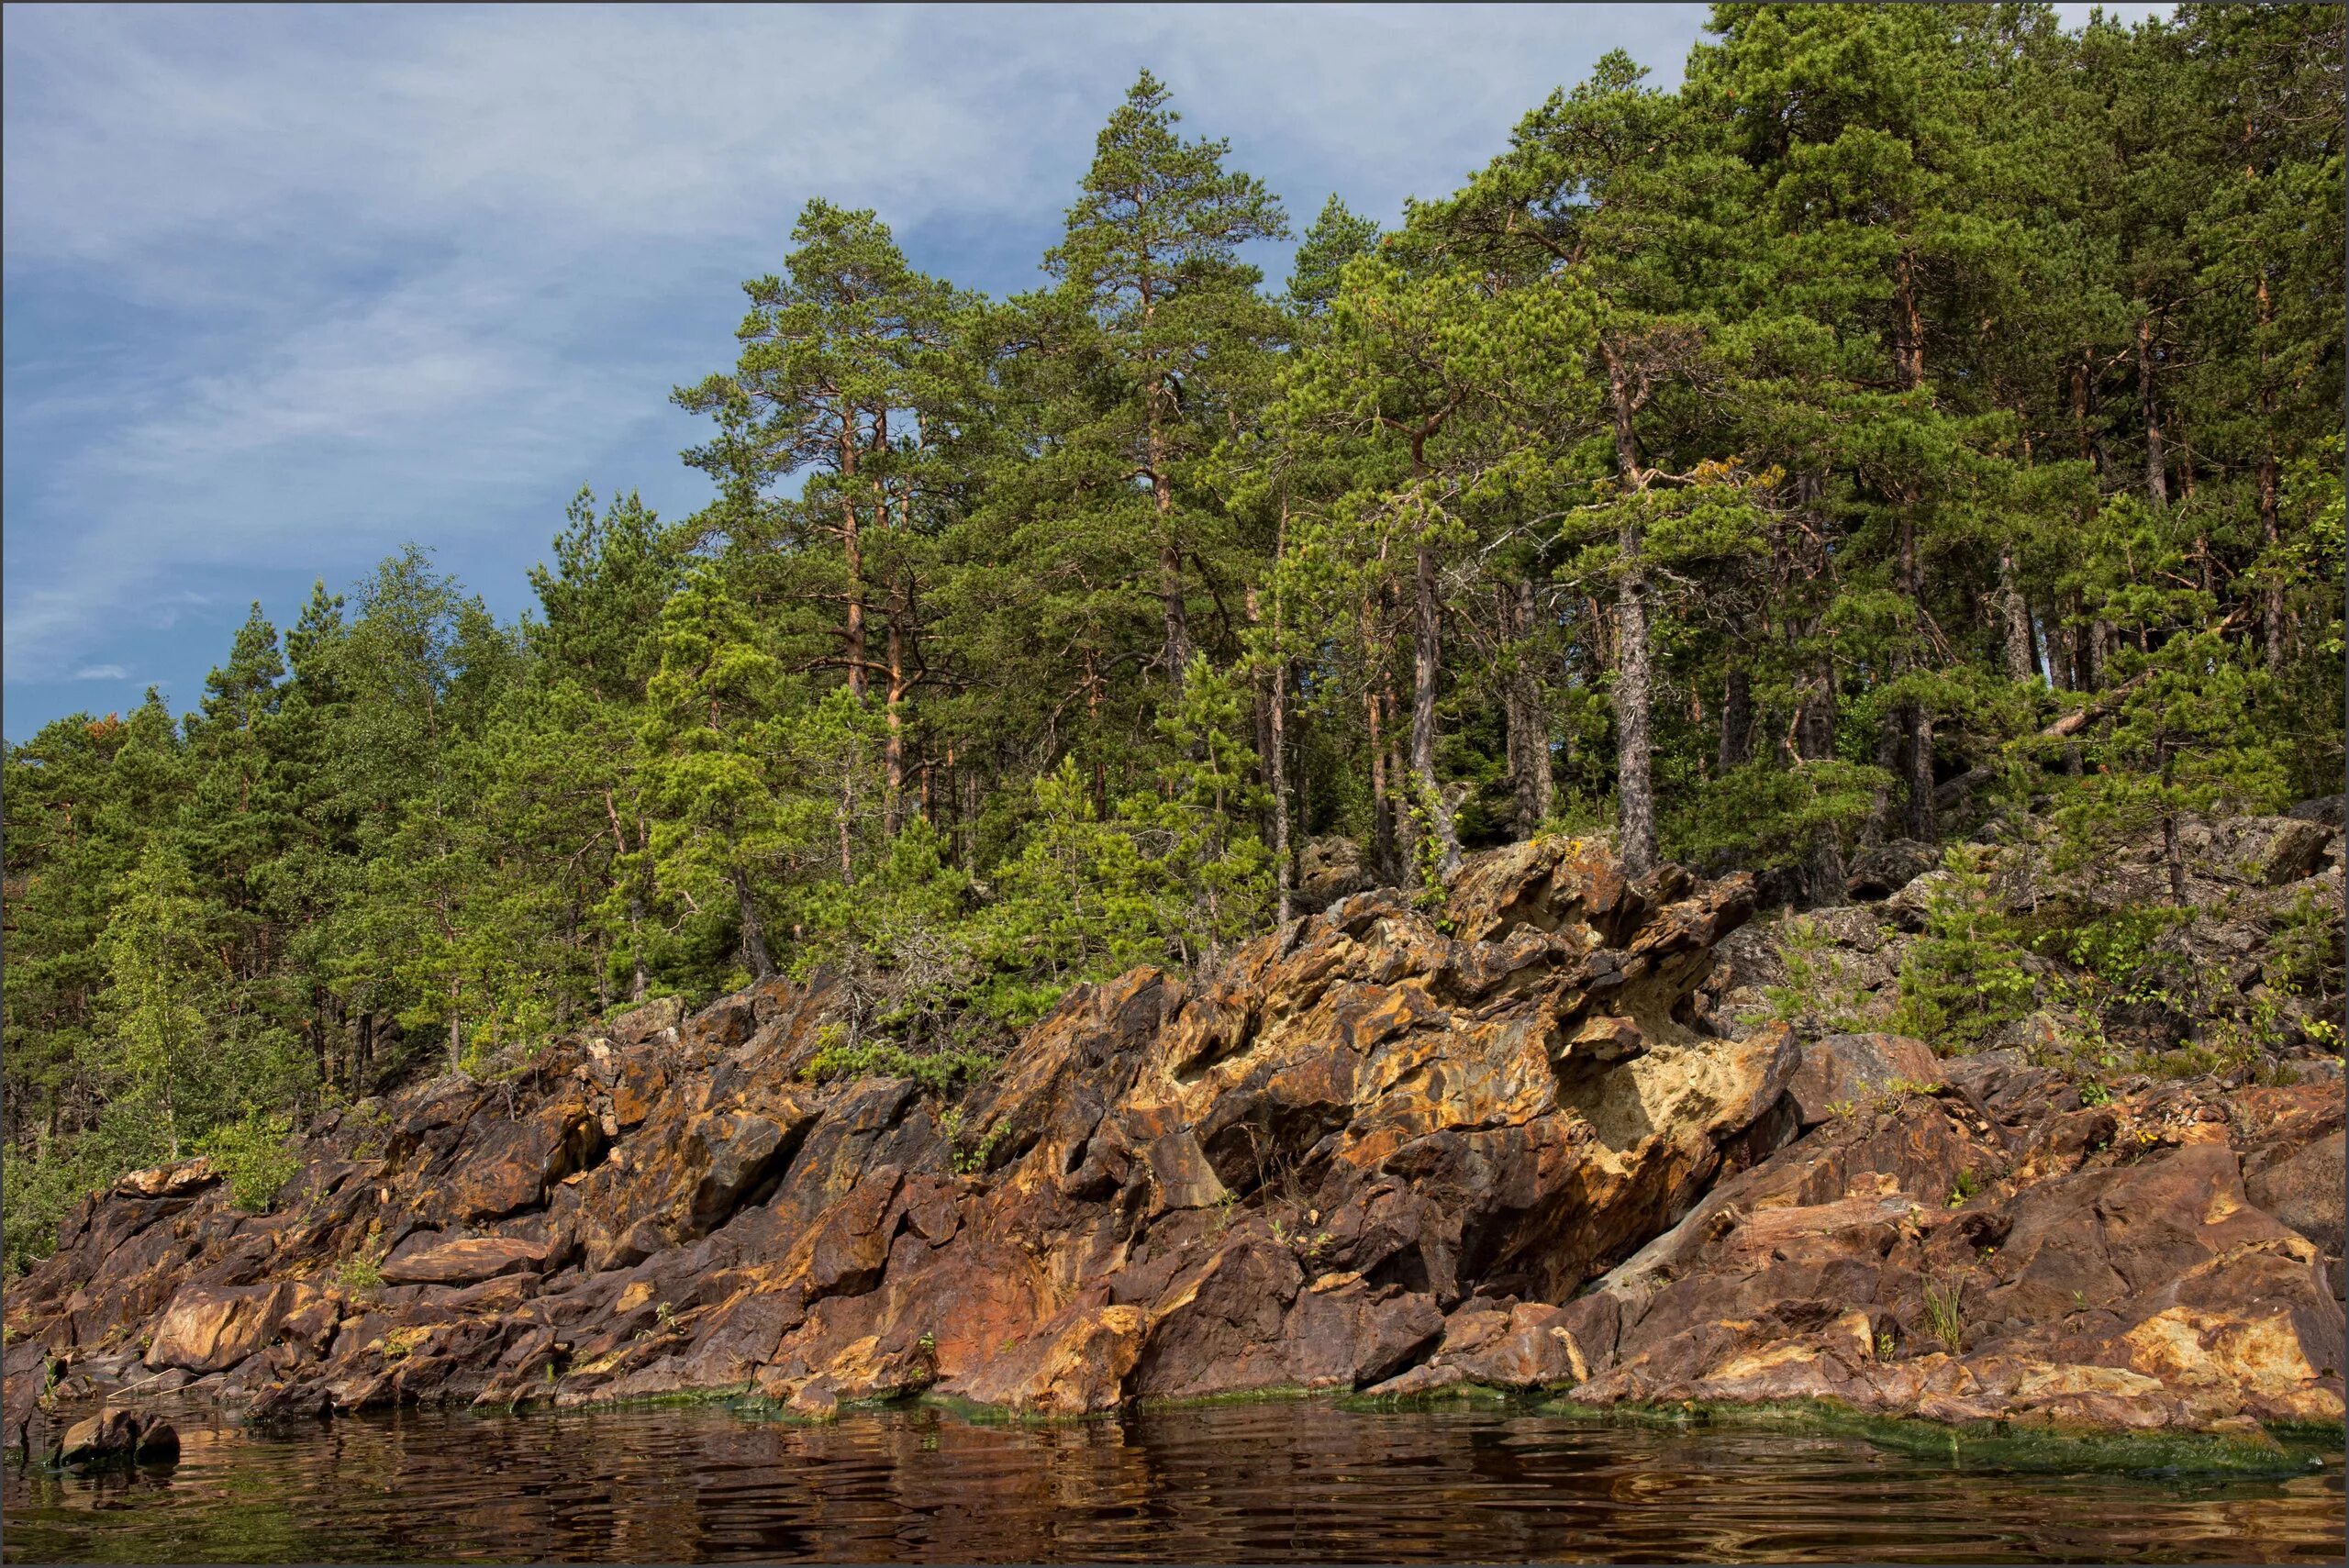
[608,995,686,1046]
[2288,795,2344,829]
[2245,1130,2346,1259]
[946,1304,1145,1416]
[1559,1074,2348,1431]
[378,1235,551,1287]
[1296,835,1375,911]
[145,1282,317,1374]
[1847,840,1939,901]
[55,1407,178,1467]
[1784,1034,1944,1128]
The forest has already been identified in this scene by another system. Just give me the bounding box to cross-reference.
[5,4,2341,1269]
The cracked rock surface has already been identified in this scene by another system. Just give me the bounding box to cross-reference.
[6,836,2341,1440]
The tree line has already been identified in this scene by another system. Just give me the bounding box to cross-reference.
[6,4,2341,1265]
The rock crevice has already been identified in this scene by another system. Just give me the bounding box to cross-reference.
[5,835,2341,1441]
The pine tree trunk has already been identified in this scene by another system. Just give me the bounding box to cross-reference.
[1614,524,1657,878]
[1289,663,1308,893]
[2135,315,2168,506]
[1604,347,1657,879]
[1863,715,1899,850]
[447,980,463,1076]
[1906,710,1936,842]
[1797,673,1846,905]
[629,895,647,1003]
[841,439,869,703]
[1148,394,1191,687]
[2256,275,2287,670]
[1266,642,1293,925]
[1719,665,1753,773]
[1410,541,1462,879]
[884,600,909,835]
[1366,682,1394,884]
[1999,548,2033,682]
[1248,583,1292,921]
[734,867,775,979]
[1508,579,1553,837]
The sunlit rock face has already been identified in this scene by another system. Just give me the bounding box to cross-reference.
[5,835,2342,1439]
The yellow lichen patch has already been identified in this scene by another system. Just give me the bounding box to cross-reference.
[2009,1362,2165,1400]
[1548,1325,1591,1384]
[613,1280,656,1315]
[380,1325,433,1362]
[572,1347,631,1377]
[1832,1310,1875,1362]
[2200,1185,2247,1226]
[2124,1307,2317,1394]
[1703,1340,1822,1384]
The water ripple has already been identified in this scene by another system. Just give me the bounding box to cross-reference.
[5,1400,2341,1562]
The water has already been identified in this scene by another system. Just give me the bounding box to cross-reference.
[5,1399,2342,1563]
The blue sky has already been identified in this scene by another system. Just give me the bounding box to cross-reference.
[2,3,2168,740]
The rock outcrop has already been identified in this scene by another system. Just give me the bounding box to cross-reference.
[5,834,2341,1447]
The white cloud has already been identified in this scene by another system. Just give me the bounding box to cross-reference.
[3,4,1706,695]
[69,664,128,682]
[2048,3,2176,30]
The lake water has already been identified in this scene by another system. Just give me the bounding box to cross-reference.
[5,1399,2342,1563]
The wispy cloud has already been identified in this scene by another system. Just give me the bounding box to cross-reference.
[4,4,1708,712]
[70,664,128,682]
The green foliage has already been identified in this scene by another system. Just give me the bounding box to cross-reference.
[1921,1275,1966,1355]
[6,23,2341,1232]
[198,1114,301,1213]
[2267,886,2345,1000]
[1674,760,1889,876]
[801,1033,996,1095]
[1889,851,2037,1053]
[1759,914,1885,1035]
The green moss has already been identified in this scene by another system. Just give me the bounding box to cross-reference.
[1531,1396,2333,1477]
[1339,1381,1526,1411]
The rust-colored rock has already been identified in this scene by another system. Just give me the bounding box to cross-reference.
[6,834,2340,1440]
[378,1235,552,1287]
[145,1282,317,1374]
[1784,1033,1943,1128]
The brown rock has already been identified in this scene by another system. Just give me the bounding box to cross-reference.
[947,1303,1146,1416]
[2245,1130,2346,1258]
[145,1282,317,1374]
[378,1235,551,1287]
[1785,1034,1943,1128]
[14,831,2337,1440]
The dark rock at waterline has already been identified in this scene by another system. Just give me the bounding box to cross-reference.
[52,1407,177,1467]
[2,830,2341,1439]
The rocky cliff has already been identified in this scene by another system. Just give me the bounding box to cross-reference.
[6,832,2342,1446]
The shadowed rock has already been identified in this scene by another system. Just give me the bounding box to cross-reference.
[4,834,2339,1440]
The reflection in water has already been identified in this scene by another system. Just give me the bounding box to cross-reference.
[5,1399,2342,1563]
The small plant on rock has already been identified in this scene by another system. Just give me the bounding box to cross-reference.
[952,1124,1008,1176]
[1889,848,2035,1052]
[1921,1275,1965,1354]
[199,1112,301,1213]
[336,1255,384,1296]
[1761,915,1883,1035]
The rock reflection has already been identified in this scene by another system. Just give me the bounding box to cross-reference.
[4,1399,2341,1563]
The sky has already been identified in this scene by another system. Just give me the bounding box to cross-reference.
[1,2,2172,740]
